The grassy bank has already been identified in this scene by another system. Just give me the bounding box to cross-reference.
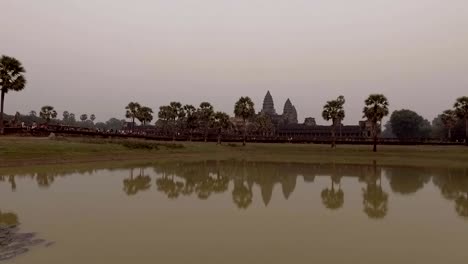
[1,136,468,168]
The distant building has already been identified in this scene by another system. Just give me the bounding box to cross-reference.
[259,91,371,138]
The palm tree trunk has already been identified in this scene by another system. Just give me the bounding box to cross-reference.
[448,127,452,141]
[204,125,208,142]
[189,129,193,142]
[465,118,468,146]
[373,124,377,152]
[217,132,221,145]
[243,119,247,146]
[0,90,5,134]
[331,124,336,148]
[373,134,378,152]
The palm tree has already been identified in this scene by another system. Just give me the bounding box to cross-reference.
[158,102,185,140]
[90,114,96,123]
[80,114,88,122]
[29,110,36,117]
[234,96,255,146]
[363,94,389,152]
[62,111,70,122]
[69,113,76,124]
[136,106,153,125]
[454,96,468,145]
[183,104,198,141]
[440,109,457,141]
[198,102,215,142]
[39,105,57,124]
[253,114,274,136]
[125,102,141,131]
[322,95,345,148]
[0,55,27,134]
[212,112,231,144]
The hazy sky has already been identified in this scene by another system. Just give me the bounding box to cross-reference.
[1,0,467,124]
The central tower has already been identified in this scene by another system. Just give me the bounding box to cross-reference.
[261,91,277,115]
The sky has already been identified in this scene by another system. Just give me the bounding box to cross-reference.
[1,0,467,125]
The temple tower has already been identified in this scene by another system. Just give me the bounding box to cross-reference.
[261,91,277,115]
[282,98,298,124]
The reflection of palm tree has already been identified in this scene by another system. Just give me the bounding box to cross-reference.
[36,172,54,188]
[321,178,344,210]
[363,182,388,219]
[123,168,151,196]
[362,163,388,219]
[156,174,183,199]
[433,170,468,218]
[232,178,253,209]
[0,210,18,226]
[8,175,16,191]
[455,194,468,217]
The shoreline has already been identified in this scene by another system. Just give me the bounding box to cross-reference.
[1,136,468,169]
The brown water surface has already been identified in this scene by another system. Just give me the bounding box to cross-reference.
[1,161,468,263]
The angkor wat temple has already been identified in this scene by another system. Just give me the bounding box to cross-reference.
[259,91,370,138]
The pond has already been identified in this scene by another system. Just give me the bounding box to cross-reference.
[1,161,468,263]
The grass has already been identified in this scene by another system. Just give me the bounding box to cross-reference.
[0,136,468,168]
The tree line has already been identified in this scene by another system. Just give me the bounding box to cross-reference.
[1,55,468,149]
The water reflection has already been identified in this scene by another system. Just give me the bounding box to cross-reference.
[2,161,468,220]
[432,173,468,218]
[123,168,151,196]
[0,211,52,262]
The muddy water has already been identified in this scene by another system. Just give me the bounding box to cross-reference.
[1,161,467,263]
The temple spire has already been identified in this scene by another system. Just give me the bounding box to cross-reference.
[261,90,276,115]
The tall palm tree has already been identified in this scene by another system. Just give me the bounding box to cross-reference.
[125,102,141,131]
[322,95,345,148]
[136,106,153,125]
[158,102,185,140]
[80,114,88,122]
[234,97,255,146]
[39,105,57,124]
[440,109,457,140]
[0,55,27,134]
[454,96,468,145]
[363,94,389,152]
[198,102,214,142]
[183,104,198,141]
[212,111,231,145]
[90,114,96,123]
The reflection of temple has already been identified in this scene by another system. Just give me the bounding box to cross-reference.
[260,91,370,138]
[2,162,468,219]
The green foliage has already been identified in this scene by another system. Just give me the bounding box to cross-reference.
[80,114,88,121]
[120,140,160,150]
[234,96,255,121]
[0,55,27,133]
[454,96,468,120]
[363,94,389,151]
[322,95,346,147]
[0,55,26,93]
[136,106,153,125]
[322,95,346,124]
[40,105,58,123]
[389,109,431,139]
[251,114,274,136]
[183,104,199,131]
[363,94,389,123]
[158,102,185,138]
[125,102,141,127]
